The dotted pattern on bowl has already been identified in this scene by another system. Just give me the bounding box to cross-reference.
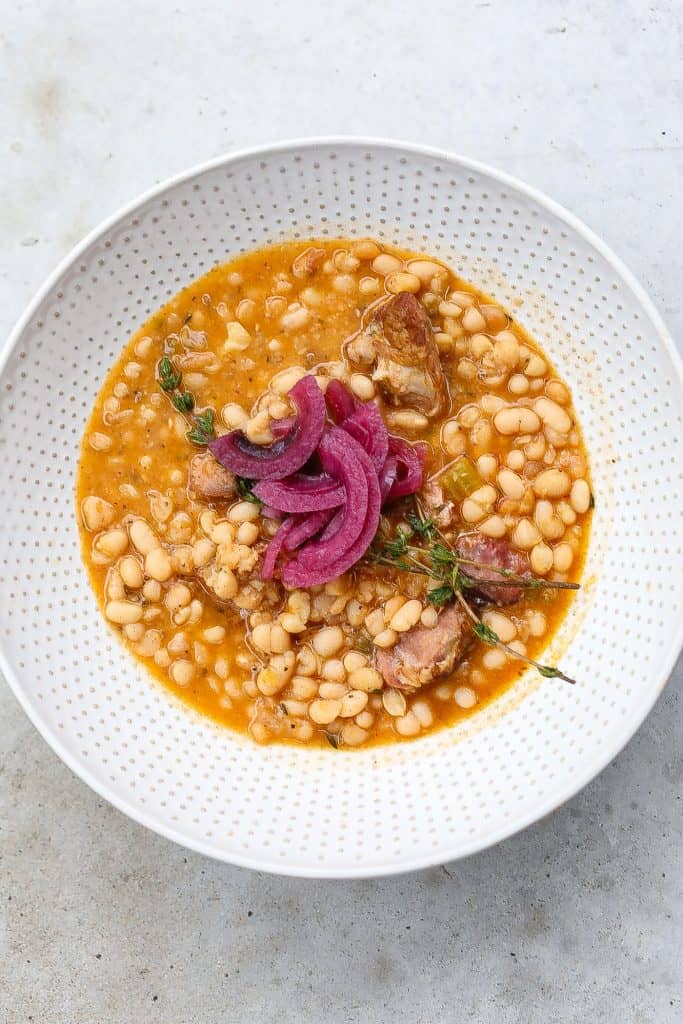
[1,141,682,875]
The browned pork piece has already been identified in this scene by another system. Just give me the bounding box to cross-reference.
[188,451,237,503]
[455,534,530,606]
[346,292,447,417]
[376,603,471,691]
[420,476,457,532]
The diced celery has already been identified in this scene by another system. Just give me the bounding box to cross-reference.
[438,456,483,501]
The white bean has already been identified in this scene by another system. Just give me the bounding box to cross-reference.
[570,478,591,514]
[482,648,506,670]
[533,468,571,499]
[525,353,547,377]
[270,365,307,395]
[513,518,542,549]
[494,406,541,436]
[312,627,344,658]
[349,373,375,401]
[82,496,115,532]
[530,542,554,575]
[347,667,383,693]
[454,686,477,709]
[169,660,196,686]
[479,515,507,539]
[492,336,519,369]
[386,409,429,433]
[407,259,445,284]
[119,555,144,589]
[534,397,572,434]
[382,689,407,717]
[372,253,402,276]
[129,519,159,556]
[309,698,342,725]
[462,499,485,524]
[385,271,421,294]
[462,307,487,333]
[497,468,525,500]
[482,610,517,644]
[144,547,173,582]
[374,628,398,648]
[94,529,129,560]
[105,600,143,625]
[389,599,422,633]
[203,625,226,644]
[553,543,574,572]
[395,711,421,737]
[228,501,260,524]
[534,500,565,540]
[508,373,530,396]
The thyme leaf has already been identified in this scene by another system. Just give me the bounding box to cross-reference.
[172,391,195,413]
[158,356,181,392]
[236,476,262,506]
[426,585,454,607]
[157,356,215,446]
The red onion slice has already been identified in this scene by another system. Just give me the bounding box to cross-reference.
[209,375,326,481]
[271,416,296,438]
[261,518,297,579]
[385,435,425,501]
[379,455,398,502]
[283,508,337,551]
[253,473,345,513]
[262,507,336,578]
[325,379,357,422]
[316,504,345,543]
[294,431,368,566]
[282,430,382,587]
[340,401,389,474]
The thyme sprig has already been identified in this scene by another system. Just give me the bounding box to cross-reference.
[370,520,578,603]
[369,499,578,684]
[157,356,216,446]
[459,593,576,685]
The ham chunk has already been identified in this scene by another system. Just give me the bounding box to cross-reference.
[188,452,237,503]
[347,293,447,417]
[456,534,530,606]
[376,603,470,691]
[421,476,457,531]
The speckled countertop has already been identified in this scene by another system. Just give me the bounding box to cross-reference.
[1,2,681,1022]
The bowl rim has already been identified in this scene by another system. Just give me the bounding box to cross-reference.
[2,135,682,878]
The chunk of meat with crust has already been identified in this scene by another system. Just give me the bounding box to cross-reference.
[456,533,530,605]
[347,293,447,417]
[421,476,457,531]
[292,247,326,279]
[376,603,470,692]
[188,451,237,503]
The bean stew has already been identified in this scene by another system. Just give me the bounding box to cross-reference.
[77,239,591,749]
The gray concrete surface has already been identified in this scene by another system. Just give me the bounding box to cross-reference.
[1,1,681,1021]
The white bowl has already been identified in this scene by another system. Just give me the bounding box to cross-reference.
[1,138,682,878]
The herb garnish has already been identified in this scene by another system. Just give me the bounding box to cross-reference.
[465,596,576,684]
[370,498,579,684]
[187,408,215,446]
[172,392,195,413]
[157,357,216,447]
[236,476,262,507]
[158,356,182,392]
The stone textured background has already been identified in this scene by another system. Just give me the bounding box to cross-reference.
[1,1,681,1021]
